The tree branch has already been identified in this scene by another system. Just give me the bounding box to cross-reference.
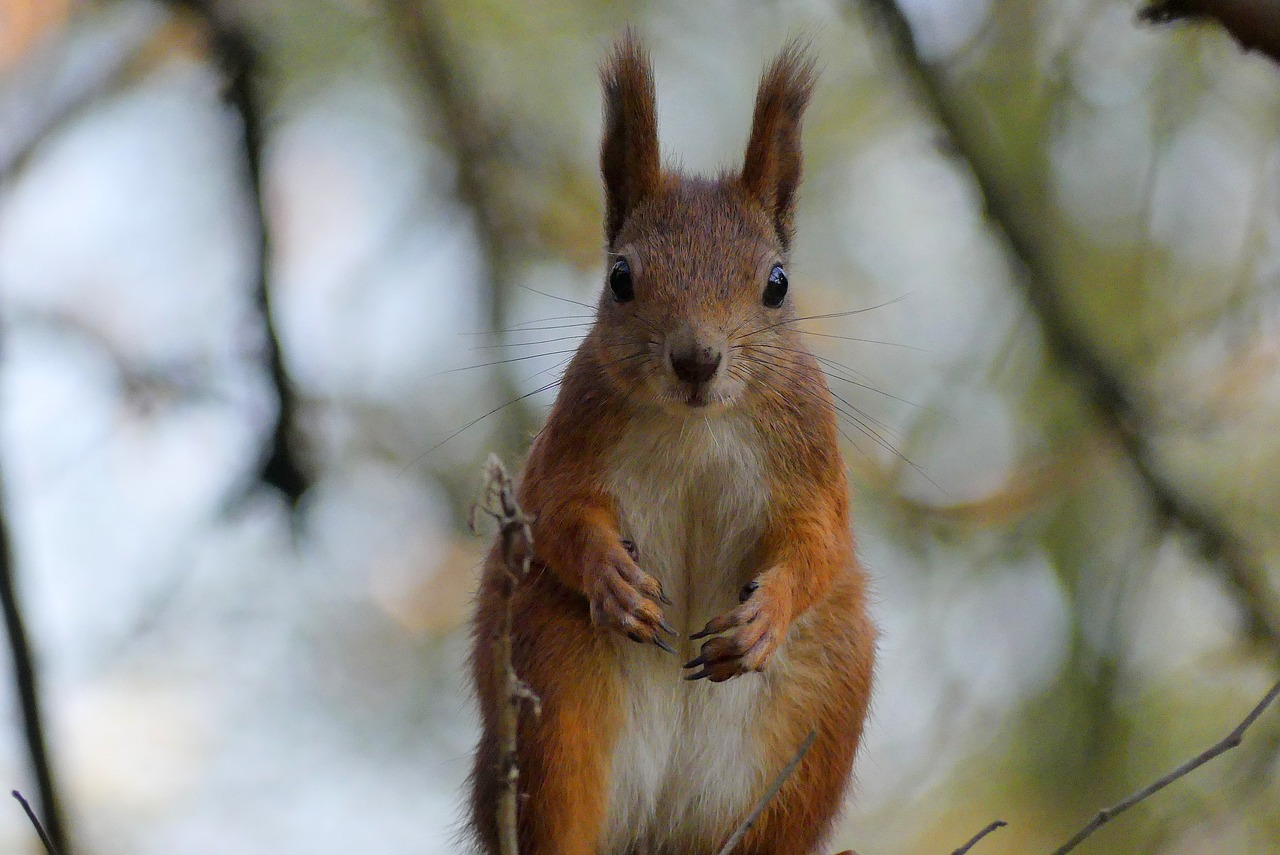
[862,0,1280,653]
[1051,678,1280,854]
[0,491,69,854]
[12,790,61,855]
[160,0,309,508]
[1141,0,1280,63]
[949,680,1280,854]
[715,730,817,855]
[951,819,1006,855]
[470,455,539,855]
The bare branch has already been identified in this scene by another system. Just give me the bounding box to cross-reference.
[0,508,69,853]
[1052,679,1280,854]
[951,819,1007,855]
[472,455,539,855]
[715,730,817,855]
[11,790,61,855]
[861,0,1280,653]
[160,0,309,509]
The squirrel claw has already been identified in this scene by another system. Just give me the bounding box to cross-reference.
[654,637,676,655]
[684,669,711,681]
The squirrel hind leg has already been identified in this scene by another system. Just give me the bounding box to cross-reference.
[469,573,624,855]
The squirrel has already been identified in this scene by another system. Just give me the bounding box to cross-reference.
[469,32,876,855]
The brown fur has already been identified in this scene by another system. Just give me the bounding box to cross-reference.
[469,33,875,855]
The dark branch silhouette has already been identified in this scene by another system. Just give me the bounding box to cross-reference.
[161,0,309,508]
[951,819,1006,855]
[0,498,69,854]
[1142,0,1280,62]
[1051,678,1280,854]
[949,680,1280,854]
[12,790,61,855]
[863,0,1280,653]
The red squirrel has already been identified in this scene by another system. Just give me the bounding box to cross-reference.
[469,32,876,855]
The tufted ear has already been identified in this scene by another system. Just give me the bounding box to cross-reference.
[740,40,816,252]
[600,29,662,247]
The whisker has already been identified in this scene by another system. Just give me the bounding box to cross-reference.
[410,378,565,463]
[462,313,595,335]
[470,334,588,351]
[741,343,926,411]
[468,321,597,335]
[735,294,911,341]
[735,354,913,464]
[521,355,576,384]
[433,349,582,376]
[518,284,596,310]
[797,330,928,352]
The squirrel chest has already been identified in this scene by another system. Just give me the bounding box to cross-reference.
[603,412,778,851]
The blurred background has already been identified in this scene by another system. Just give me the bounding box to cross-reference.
[1,0,1279,853]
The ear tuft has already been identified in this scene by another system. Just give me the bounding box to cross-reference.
[741,39,817,252]
[601,29,662,247]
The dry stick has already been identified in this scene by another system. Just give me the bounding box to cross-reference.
[161,0,309,508]
[470,456,540,855]
[863,0,1280,653]
[951,820,1007,855]
[1050,678,1280,855]
[714,730,818,855]
[12,790,60,855]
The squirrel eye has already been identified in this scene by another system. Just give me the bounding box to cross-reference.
[763,264,788,308]
[609,258,634,303]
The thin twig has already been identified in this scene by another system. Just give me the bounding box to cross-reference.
[0,506,69,854]
[12,790,60,855]
[952,819,1007,855]
[1050,678,1280,855]
[862,0,1280,653]
[161,0,308,508]
[471,455,539,855]
[715,730,818,855]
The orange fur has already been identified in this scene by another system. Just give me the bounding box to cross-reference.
[469,32,876,855]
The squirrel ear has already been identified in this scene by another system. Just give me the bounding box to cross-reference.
[741,40,816,252]
[601,30,662,247]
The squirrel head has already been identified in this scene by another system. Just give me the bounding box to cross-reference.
[593,32,817,415]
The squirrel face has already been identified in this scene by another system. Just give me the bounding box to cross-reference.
[592,35,814,416]
[595,181,796,414]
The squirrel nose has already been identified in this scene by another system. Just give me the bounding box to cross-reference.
[670,345,722,385]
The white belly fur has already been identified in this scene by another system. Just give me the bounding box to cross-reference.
[603,412,773,852]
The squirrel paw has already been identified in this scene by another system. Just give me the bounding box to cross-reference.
[588,548,676,654]
[683,585,785,682]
